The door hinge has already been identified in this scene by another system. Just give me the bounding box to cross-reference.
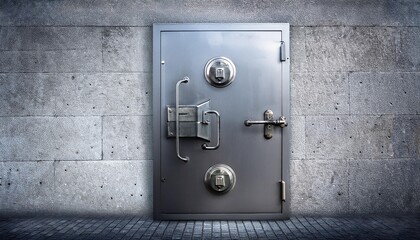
[280,180,286,202]
[280,41,286,62]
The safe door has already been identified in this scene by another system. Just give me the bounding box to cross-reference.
[153,24,290,220]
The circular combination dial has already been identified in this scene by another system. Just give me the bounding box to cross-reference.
[204,57,236,88]
[204,164,236,193]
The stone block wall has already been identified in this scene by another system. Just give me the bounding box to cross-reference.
[0,0,418,216]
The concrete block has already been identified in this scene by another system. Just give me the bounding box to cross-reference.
[305,27,398,72]
[350,115,420,159]
[290,116,305,160]
[103,116,152,160]
[0,27,101,51]
[0,27,102,73]
[348,27,398,71]
[102,27,152,72]
[0,117,101,161]
[397,27,420,71]
[0,49,102,73]
[0,73,56,116]
[349,115,395,159]
[307,115,419,160]
[306,115,401,160]
[0,161,55,214]
[0,73,152,116]
[54,73,152,116]
[350,72,420,115]
[306,116,352,160]
[290,160,348,215]
[392,115,420,159]
[351,115,419,159]
[54,160,152,215]
[0,1,418,26]
[349,159,419,214]
[290,27,307,73]
[291,72,349,115]
[305,27,348,72]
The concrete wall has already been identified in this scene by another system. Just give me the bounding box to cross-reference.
[0,0,419,216]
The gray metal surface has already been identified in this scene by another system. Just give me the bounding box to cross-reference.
[153,23,290,220]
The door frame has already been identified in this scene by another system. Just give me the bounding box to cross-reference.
[153,23,290,220]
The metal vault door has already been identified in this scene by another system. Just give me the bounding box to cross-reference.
[153,24,290,220]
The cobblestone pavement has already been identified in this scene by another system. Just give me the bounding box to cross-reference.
[0,215,419,239]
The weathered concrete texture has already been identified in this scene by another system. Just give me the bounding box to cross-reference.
[293,26,420,73]
[305,27,402,72]
[0,74,56,116]
[103,116,152,160]
[290,116,305,160]
[0,73,151,116]
[0,0,419,27]
[291,72,349,115]
[306,115,419,160]
[54,160,152,215]
[350,116,395,159]
[55,73,152,116]
[348,159,419,214]
[0,27,102,73]
[350,72,420,115]
[102,27,152,72]
[392,115,420,159]
[0,27,101,51]
[306,116,353,160]
[290,27,307,73]
[0,117,101,161]
[397,27,420,71]
[291,160,348,215]
[0,161,55,214]
[0,50,101,73]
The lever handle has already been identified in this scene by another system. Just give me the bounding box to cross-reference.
[201,110,220,150]
[176,77,189,162]
[244,117,287,128]
[244,110,287,139]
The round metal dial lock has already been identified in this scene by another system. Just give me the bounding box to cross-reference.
[204,57,236,88]
[204,164,236,193]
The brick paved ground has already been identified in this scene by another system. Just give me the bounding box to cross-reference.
[0,215,419,239]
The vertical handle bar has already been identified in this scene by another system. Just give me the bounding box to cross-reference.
[176,77,189,162]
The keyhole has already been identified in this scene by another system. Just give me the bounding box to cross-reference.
[216,68,225,81]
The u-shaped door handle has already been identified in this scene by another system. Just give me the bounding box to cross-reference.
[201,110,220,150]
[174,76,221,162]
[175,77,189,162]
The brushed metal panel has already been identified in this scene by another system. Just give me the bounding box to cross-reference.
[153,23,290,219]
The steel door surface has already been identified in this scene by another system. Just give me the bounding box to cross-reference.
[153,24,290,220]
